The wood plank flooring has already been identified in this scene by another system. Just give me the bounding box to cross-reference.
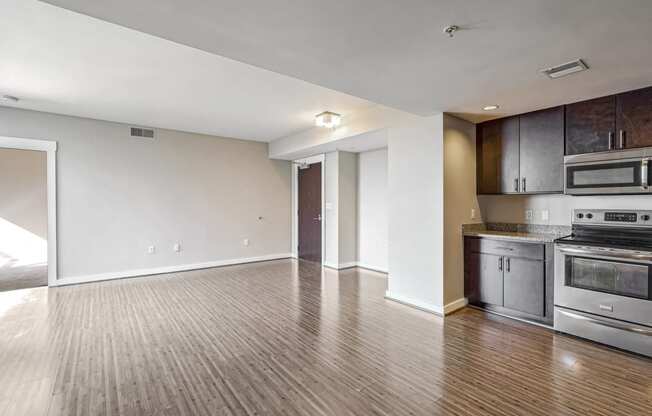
[0,262,47,292]
[0,259,650,415]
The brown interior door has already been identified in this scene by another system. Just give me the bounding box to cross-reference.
[298,162,322,263]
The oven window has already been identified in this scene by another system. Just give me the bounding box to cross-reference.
[567,162,641,189]
[566,256,650,299]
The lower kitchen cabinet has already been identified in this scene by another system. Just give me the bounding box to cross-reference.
[503,257,545,317]
[468,252,504,306]
[464,236,553,325]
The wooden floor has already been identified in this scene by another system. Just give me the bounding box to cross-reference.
[0,261,47,292]
[0,259,650,416]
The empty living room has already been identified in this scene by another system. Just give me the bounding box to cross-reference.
[1,1,652,415]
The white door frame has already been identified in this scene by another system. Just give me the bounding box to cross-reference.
[292,154,325,264]
[0,136,58,286]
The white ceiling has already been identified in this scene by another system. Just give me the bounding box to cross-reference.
[40,0,652,123]
[0,0,374,142]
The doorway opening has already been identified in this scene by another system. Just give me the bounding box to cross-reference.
[0,137,57,290]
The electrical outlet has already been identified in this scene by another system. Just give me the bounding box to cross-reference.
[173,243,181,252]
[525,209,534,221]
[147,245,155,254]
[243,238,249,247]
[541,210,550,222]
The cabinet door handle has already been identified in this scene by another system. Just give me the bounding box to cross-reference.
[498,257,503,272]
[514,178,519,192]
[642,159,649,190]
[608,131,614,150]
[521,177,527,193]
[620,130,626,149]
[506,257,511,272]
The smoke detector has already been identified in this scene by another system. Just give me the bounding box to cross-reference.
[443,25,459,38]
[541,59,588,79]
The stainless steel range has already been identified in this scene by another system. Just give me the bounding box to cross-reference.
[554,209,652,357]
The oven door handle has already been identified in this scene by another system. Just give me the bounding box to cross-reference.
[557,309,652,336]
[556,245,652,263]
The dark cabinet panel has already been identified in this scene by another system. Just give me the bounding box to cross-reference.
[476,117,520,194]
[617,86,652,150]
[565,95,616,155]
[503,257,545,317]
[466,252,503,306]
[519,106,565,193]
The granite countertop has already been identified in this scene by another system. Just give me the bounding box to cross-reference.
[462,223,571,243]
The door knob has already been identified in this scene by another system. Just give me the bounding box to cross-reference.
[313,214,322,221]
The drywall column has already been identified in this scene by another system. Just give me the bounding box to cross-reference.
[443,114,480,310]
[323,151,358,269]
[337,151,358,268]
[324,152,339,267]
[386,114,445,313]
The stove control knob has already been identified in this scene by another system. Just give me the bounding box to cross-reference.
[577,213,584,219]
[642,214,651,221]
[586,213,593,219]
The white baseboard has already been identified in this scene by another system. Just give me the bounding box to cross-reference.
[444,297,468,315]
[53,253,293,287]
[385,291,444,316]
[338,261,357,269]
[385,292,469,316]
[355,263,388,274]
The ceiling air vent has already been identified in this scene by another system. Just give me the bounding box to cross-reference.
[130,127,155,139]
[541,59,588,79]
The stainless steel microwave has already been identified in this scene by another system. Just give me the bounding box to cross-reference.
[564,148,651,195]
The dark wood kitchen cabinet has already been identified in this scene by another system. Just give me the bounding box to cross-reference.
[503,257,545,317]
[519,106,565,193]
[466,252,504,306]
[616,86,652,150]
[476,117,520,194]
[476,107,563,194]
[464,236,552,325]
[565,95,616,155]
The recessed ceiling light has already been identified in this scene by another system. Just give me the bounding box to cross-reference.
[1,95,19,102]
[315,111,341,128]
[541,59,588,79]
[483,105,499,111]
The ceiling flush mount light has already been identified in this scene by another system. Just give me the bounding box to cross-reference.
[443,25,459,38]
[541,59,588,79]
[1,95,19,102]
[315,111,341,129]
[483,105,500,111]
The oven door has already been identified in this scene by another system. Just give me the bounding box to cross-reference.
[554,244,652,326]
[564,158,649,195]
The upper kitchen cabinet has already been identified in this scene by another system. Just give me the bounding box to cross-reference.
[519,106,565,193]
[616,86,652,150]
[476,116,520,194]
[565,95,616,155]
[477,107,564,195]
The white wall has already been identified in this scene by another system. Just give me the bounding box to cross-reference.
[387,114,445,312]
[443,115,480,306]
[0,106,291,281]
[0,148,47,239]
[479,194,652,226]
[338,152,358,266]
[357,148,388,272]
[323,151,340,267]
